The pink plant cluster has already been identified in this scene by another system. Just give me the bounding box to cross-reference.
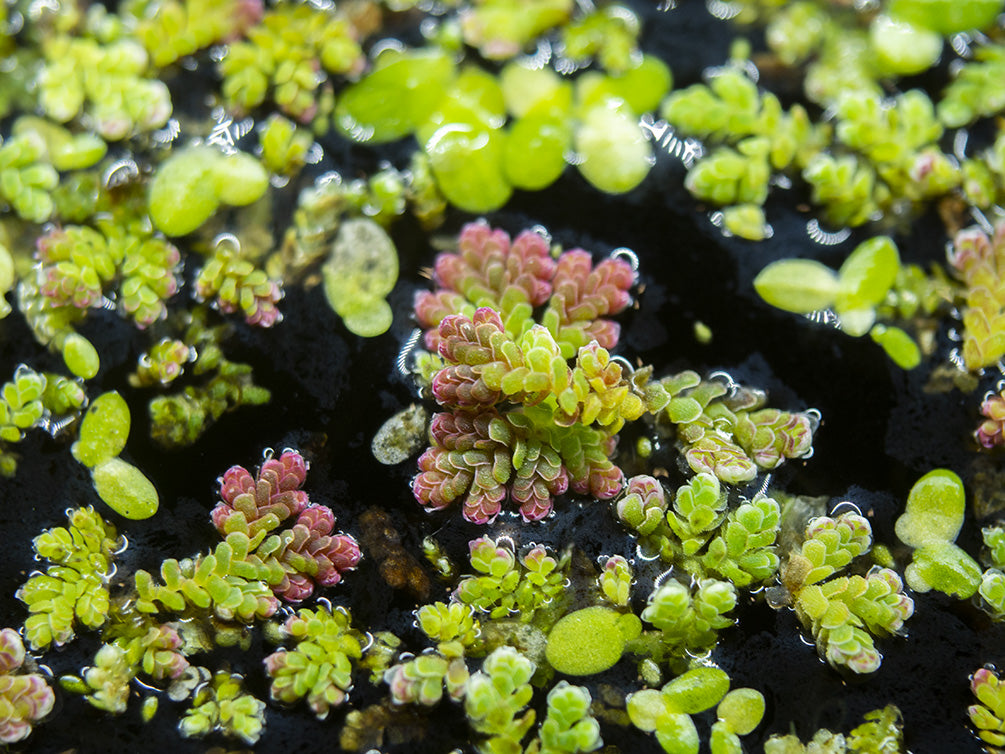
[212,450,362,601]
[977,390,1005,449]
[0,628,54,744]
[35,225,181,328]
[410,222,640,525]
[414,220,635,356]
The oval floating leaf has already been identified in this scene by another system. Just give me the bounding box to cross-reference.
[575,101,653,194]
[895,468,966,547]
[754,259,839,313]
[322,218,399,337]
[62,333,100,380]
[91,457,159,519]
[148,146,220,236]
[426,124,512,213]
[546,606,626,676]
[870,324,921,369]
[836,236,900,313]
[72,391,131,468]
[662,667,730,714]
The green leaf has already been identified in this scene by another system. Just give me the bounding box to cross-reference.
[888,0,1004,34]
[426,124,512,213]
[905,541,982,598]
[626,689,671,732]
[662,667,730,714]
[72,391,130,468]
[148,146,220,236]
[716,688,765,735]
[62,333,100,380]
[835,236,900,313]
[546,606,626,676]
[895,468,966,547]
[654,713,700,754]
[870,325,921,369]
[754,259,839,313]
[335,49,456,144]
[575,100,653,194]
[91,457,159,519]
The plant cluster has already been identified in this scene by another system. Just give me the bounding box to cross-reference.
[778,512,913,674]
[411,221,640,523]
[2,0,1005,750]
[0,628,55,744]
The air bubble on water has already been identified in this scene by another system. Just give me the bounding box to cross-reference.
[520,40,552,71]
[371,38,405,59]
[611,355,634,375]
[830,501,862,517]
[635,542,660,561]
[212,232,241,254]
[563,149,585,165]
[610,247,639,272]
[261,447,275,460]
[103,158,139,189]
[806,218,850,246]
[971,206,995,235]
[653,567,675,589]
[133,676,159,692]
[705,0,740,20]
[4,10,23,35]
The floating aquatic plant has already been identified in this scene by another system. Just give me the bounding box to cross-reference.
[128,0,264,69]
[627,666,764,754]
[0,628,55,744]
[38,36,171,141]
[764,704,904,753]
[143,307,270,447]
[970,667,1005,748]
[35,221,181,329]
[616,473,782,587]
[895,469,982,599]
[179,670,265,745]
[949,222,1005,371]
[0,363,87,476]
[777,512,913,674]
[219,1,366,126]
[754,235,947,368]
[17,506,122,650]
[414,221,634,357]
[644,371,817,483]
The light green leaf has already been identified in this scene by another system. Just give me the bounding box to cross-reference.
[754,259,838,313]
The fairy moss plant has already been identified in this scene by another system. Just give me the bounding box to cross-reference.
[3,0,1005,750]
